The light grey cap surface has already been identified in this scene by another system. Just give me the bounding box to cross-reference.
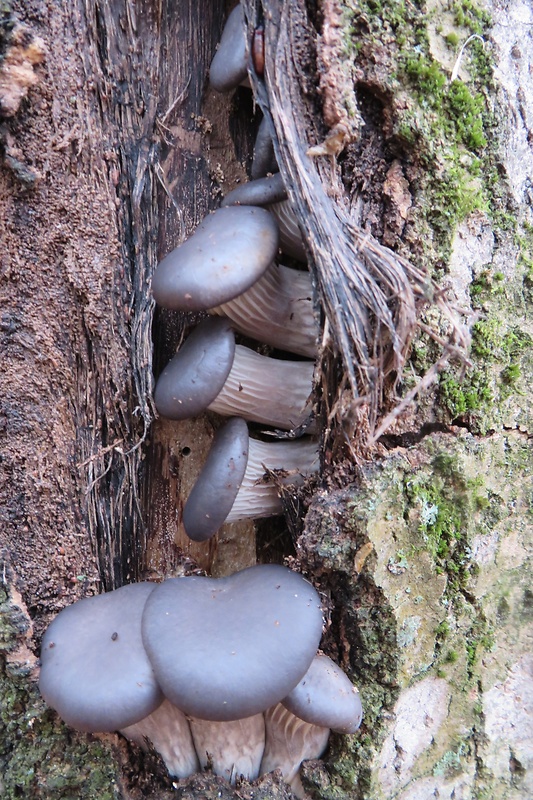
[182,416,249,542]
[281,654,363,734]
[154,317,235,420]
[210,4,248,92]
[221,174,287,208]
[39,583,163,732]
[141,564,323,722]
[152,206,278,311]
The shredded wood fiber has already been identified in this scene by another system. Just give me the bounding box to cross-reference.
[243,0,469,438]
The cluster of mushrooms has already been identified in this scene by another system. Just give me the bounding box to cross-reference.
[39,5,363,797]
[152,3,321,542]
[40,565,362,797]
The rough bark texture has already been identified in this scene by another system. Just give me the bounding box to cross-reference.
[1,0,532,799]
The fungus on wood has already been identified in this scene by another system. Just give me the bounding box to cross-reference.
[240,0,468,443]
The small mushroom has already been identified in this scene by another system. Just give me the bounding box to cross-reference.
[154,316,315,431]
[140,564,323,722]
[209,4,249,92]
[260,655,363,798]
[251,116,278,179]
[222,176,306,262]
[182,416,249,542]
[152,206,279,311]
[251,117,279,180]
[209,262,318,358]
[189,714,265,783]
[182,417,319,542]
[222,173,287,208]
[39,582,163,733]
[282,654,363,734]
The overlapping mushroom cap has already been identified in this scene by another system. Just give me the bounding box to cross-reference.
[221,173,287,208]
[141,564,323,721]
[152,206,278,311]
[39,582,163,732]
[222,176,306,262]
[155,317,314,430]
[182,416,249,542]
[282,654,363,734]
[154,316,235,420]
[209,4,248,92]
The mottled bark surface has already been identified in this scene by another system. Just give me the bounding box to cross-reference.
[1,0,532,798]
[0,0,261,796]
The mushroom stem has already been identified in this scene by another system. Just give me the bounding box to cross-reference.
[225,436,319,524]
[221,173,287,208]
[120,698,199,779]
[270,199,307,262]
[260,703,330,799]
[189,714,266,784]
[208,344,315,431]
[210,263,318,358]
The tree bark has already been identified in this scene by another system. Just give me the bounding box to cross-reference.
[1,0,532,799]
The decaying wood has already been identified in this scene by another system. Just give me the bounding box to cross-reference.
[242,0,469,436]
[0,0,265,795]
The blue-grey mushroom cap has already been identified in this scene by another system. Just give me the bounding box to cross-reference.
[210,4,248,92]
[39,583,163,732]
[222,174,287,208]
[281,654,363,734]
[152,206,279,311]
[141,564,323,722]
[251,117,278,179]
[182,416,249,542]
[154,317,235,420]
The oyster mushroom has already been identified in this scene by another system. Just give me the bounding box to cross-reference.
[182,417,319,542]
[209,4,249,92]
[261,655,363,798]
[154,316,315,431]
[140,564,323,721]
[152,205,278,312]
[223,175,307,262]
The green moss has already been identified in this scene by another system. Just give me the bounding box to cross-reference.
[433,737,471,777]
[445,649,459,663]
[445,31,460,48]
[435,620,451,639]
[517,221,533,289]
[426,162,488,248]
[448,81,487,148]
[453,0,491,34]
[346,0,497,267]
[0,574,122,799]
[501,363,521,385]
[465,617,495,672]
[437,310,532,431]
[470,268,505,300]
[401,449,497,604]
[438,371,492,419]
[404,51,447,96]
[0,669,122,800]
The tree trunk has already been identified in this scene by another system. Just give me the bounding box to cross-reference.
[1,0,531,799]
